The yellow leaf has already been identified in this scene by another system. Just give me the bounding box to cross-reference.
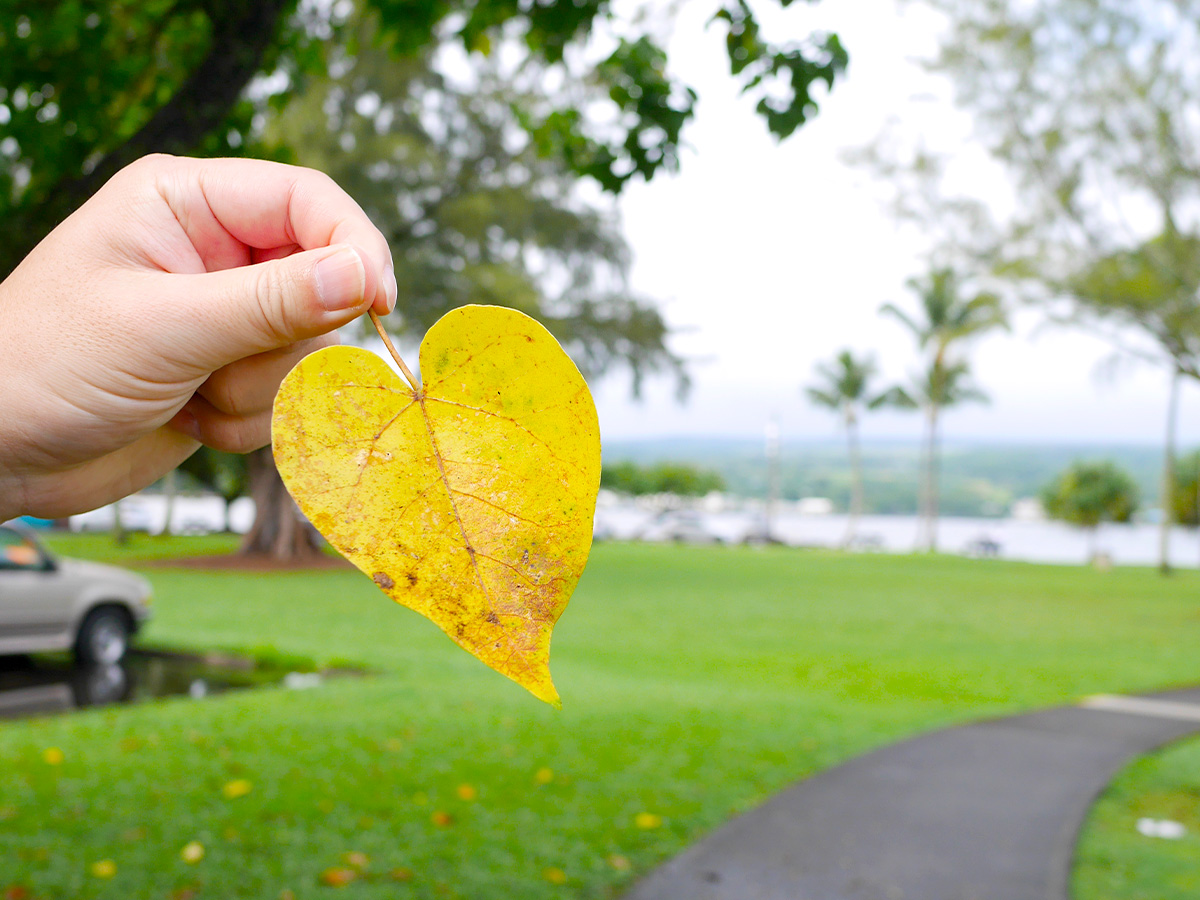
[180,841,205,864]
[534,767,554,785]
[634,812,663,830]
[318,867,356,887]
[340,851,369,870]
[430,810,454,827]
[89,859,117,879]
[42,747,63,766]
[273,306,601,706]
[542,867,567,885]
[456,783,477,801]
[222,779,253,799]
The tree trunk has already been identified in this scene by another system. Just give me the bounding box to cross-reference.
[1159,368,1180,575]
[915,406,931,552]
[111,499,128,547]
[842,410,863,549]
[927,403,940,553]
[239,447,323,562]
[161,467,178,537]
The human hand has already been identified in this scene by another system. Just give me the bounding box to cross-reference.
[0,154,396,520]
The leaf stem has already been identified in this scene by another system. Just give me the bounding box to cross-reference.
[368,310,420,393]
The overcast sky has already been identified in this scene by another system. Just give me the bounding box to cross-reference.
[588,0,1200,447]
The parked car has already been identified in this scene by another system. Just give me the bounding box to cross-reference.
[639,510,725,545]
[0,524,152,664]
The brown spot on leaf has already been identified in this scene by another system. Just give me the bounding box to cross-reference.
[373,572,395,590]
[486,612,500,625]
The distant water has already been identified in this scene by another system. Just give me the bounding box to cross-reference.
[596,505,1200,569]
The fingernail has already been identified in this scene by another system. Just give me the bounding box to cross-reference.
[315,247,366,311]
[385,260,398,314]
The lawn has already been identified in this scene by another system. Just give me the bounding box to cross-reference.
[1074,734,1200,899]
[2,536,1199,899]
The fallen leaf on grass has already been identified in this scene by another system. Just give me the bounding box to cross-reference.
[534,767,554,785]
[608,854,632,872]
[456,783,477,801]
[180,841,205,864]
[634,813,663,830]
[340,851,369,870]
[222,779,253,799]
[318,867,357,887]
[273,306,601,707]
[430,810,454,827]
[542,867,567,885]
[89,860,117,879]
[3,884,31,900]
[42,748,63,766]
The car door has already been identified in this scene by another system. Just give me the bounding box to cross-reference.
[0,527,78,651]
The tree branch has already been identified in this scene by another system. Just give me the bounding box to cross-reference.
[1,0,292,279]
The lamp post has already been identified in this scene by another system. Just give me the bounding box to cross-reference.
[764,417,780,543]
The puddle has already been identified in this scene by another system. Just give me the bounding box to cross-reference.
[0,650,355,721]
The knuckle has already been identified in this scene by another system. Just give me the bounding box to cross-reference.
[204,376,243,418]
[249,263,296,347]
[204,415,269,455]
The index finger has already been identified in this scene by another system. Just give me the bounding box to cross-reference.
[151,155,397,314]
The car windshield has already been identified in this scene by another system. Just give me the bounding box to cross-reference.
[0,527,45,569]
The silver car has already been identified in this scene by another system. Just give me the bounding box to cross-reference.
[0,524,152,664]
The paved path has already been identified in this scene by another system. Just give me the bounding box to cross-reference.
[624,687,1200,900]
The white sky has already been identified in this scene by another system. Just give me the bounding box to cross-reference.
[590,0,1200,446]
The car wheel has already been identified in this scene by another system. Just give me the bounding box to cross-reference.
[75,607,131,666]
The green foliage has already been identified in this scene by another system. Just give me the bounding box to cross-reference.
[0,0,845,280]
[264,12,685,393]
[1041,460,1139,530]
[806,350,889,420]
[601,460,725,497]
[881,268,1008,359]
[177,446,247,503]
[8,538,1200,898]
[1066,232,1200,379]
[1171,449,1200,527]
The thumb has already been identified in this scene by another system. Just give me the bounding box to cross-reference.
[164,244,374,370]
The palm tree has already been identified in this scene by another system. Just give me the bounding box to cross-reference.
[881,268,1007,551]
[805,350,892,548]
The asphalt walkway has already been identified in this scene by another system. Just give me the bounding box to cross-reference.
[624,687,1200,900]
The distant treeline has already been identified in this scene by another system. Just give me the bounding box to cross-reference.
[603,440,1170,517]
[600,461,725,497]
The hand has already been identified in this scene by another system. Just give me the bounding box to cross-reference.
[0,154,396,520]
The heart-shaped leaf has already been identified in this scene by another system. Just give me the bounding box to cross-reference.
[272,305,601,705]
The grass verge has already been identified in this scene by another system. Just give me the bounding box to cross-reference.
[1072,734,1200,899]
[2,536,1198,898]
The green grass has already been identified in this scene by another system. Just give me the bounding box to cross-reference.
[3,537,1200,898]
[1073,735,1200,899]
